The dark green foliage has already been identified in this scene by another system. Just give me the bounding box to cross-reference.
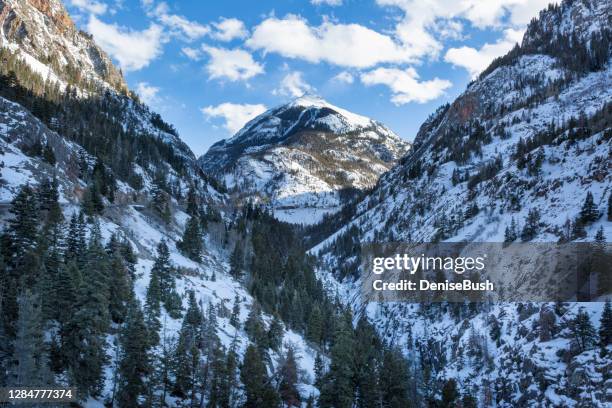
[229,295,241,328]
[319,314,355,408]
[600,300,612,348]
[569,308,596,352]
[580,192,599,223]
[7,291,52,387]
[608,193,612,221]
[0,47,192,188]
[229,239,244,280]
[242,205,335,336]
[177,216,203,262]
[441,378,459,407]
[172,291,202,399]
[504,218,518,243]
[279,345,301,407]
[116,299,152,407]
[240,345,280,408]
[520,208,541,241]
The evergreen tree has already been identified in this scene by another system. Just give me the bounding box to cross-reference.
[229,240,244,280]
[229,295,241,328]
[177,216,203,262]
[599,300,612,349]
[307,306,323,345]
[173,292,203,399]
[279,345,301,407]
[185,185,199,217]
[240,345,280,408]
[151,175,171,224]
[144,269,162,345]
[594,227,610,296]
[504,218,518,243]
[319,314,355,408]
[8,291,52,387]
[569,308,596,352]
[244,304,268,351]
[65,211,87,266]
[379,348,410,408]
[314,353,325,389]
[64,223,110,397]
[7,184,39,262]
[441,378,459,407]
[571,218,587,240]
[608,192,612,221]
[580,191,599,223]
[521,208,541,241]
[42,142,56,165]
[108,250,132,324]
[151,240,175,301]
[116,299,152,408]
[267,316,284,352]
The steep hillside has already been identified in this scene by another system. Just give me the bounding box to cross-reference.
[200,95,410,224]
[0,0,126,92]
[0,2,417,407]
[314,0,612,406]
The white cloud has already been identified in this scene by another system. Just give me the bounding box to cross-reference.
[203,46,264,81]
[273,72,315,98]
[444,28,524,78]
[136,82,160,106]
[181,47,201,60]
[69,0,108,15]
[246,15,413,68]
[212,18,248,42]
[375,0,552,62]
[360,67,451,105]
[87,16,165,71]
[332,71,354,84]
[311,0,343,6]
[201,103,267,135]
[154,3,209,41]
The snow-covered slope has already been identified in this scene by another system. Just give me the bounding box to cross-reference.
[313,0,612,405]
[0,1,322,403]
[199,96,410,224]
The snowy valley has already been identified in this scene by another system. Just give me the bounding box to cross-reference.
[0,0,611,407]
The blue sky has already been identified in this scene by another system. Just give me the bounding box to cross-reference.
[65,0,551,156]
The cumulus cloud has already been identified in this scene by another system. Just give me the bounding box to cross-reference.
[136,82,161,106]
[445,28,524,78]
[87,16,165,71]
[69,0,108,15]
[311,0,343,6]
[360,67,451,105]
[332,71,354,84]
[212,18,248,42]
[246,15,413,68]
[203,46,264,81]
[153,2,209,41]
[273,72,315,98]
[375,0,551,61]
[201,103,267,135]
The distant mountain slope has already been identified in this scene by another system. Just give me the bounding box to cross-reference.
[199,95,410,224]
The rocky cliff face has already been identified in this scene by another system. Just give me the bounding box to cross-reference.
[200,95,410,224]
[0,0,126,92]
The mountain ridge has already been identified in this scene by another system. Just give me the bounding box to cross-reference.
[199,95,411,224]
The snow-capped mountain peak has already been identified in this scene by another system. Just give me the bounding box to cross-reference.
[199,96,410,224]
